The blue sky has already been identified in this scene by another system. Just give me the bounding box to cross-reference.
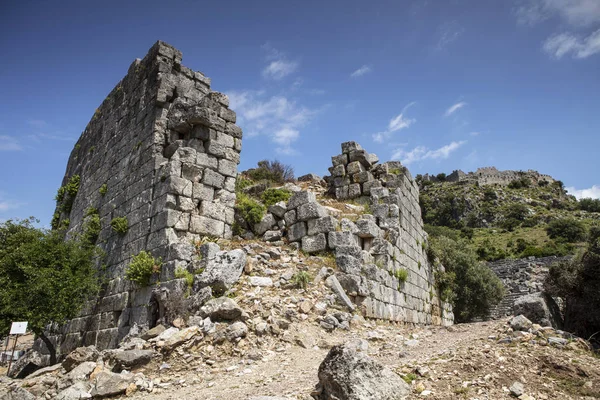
[1,0,600,225]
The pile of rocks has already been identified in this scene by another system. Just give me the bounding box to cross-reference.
[327,141,379,200]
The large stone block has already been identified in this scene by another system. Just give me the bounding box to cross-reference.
[302,233,327,254]
[297,202,328,221]
[288,221,307,242]
[190,215,225,236]
[308,216,339,235]
[287,191,317,209]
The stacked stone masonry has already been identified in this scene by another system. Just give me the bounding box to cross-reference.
[486,256,571,319]
[44,41,242,356]
[422,167,556,187]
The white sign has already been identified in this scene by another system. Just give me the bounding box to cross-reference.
[10,322,28,335]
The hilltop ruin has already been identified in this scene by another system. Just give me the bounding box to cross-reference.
[41,42,452,360]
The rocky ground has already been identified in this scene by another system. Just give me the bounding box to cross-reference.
[2,240,599,400]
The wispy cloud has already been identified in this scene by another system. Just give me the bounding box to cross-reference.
[516,0,600,26]
[372,102,417,143]
[470,131,481,136]
[0,135,22,151]
[0,193,21,213]
[228,90,316,155]
[261,43,298,80]
[436,21,464,50]
[444,101,467,117]
[391,141,467,165]
[543,29,600,58]
[566,184,600,199]
[350,65,372,78]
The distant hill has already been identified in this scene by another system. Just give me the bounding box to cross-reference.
[416,168,600,261]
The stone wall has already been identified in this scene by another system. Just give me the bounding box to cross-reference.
[43,41,242,356]
[486,256,571,319]
[423,167,556,187]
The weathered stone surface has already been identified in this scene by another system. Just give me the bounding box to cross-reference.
[287,191,316,209]
[249,276,274,287]
[200,297,243,321]
[302,233,327,254]
[8,350,45,379]
[510,315,533,332]
[326,275,356,311]
[141,324,165,340]
[194,249,246,293]
[62,346,100,373]
[268,201,287,218]
[513,293,563,329]
[313,342,410,400]
[288,222,307,242]
[163,326,200,350]
[307,216,339,236]
[297,202,327,221]
[90,371,134,397]
[113,349,155,370]
[226,321,248,341]
[254,213,276,236]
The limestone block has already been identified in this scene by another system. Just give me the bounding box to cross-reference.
[288,222,307,242]
[206,141,226,158]
[200,201,234,224]
[332,153,348,167]
[219,107,236,123]
[268,201,287,218]
[307,216,339,235]
[335,255,362,275]
[325,275,356,311]
[287,191,316,209]
[173,147,197,164]
[297,202,328,221]
[202,169,225,188]
[225,122,243,139]
[348,149,372,168]
[348,183,361,198]
[218,158,237,177]
[254,213,276,236]
[191,124,210,140]
[331,164,345,177]
[301,233,327,254]
[335,186,349,200]
[213,130,235,148]
[190,215,225,236]
[333,176,351,188]
[196,152,218,169]
[353,171,373,184]
[193,182,215,202]
[370,187,390,198]
[328,231,357,249]
[341,141,362,153]
[362,179,382,195]
[346,161,365,175]
[181,163,203,182]
[165,176,193,197]
[224,176,236,192]
[284,209,297,226]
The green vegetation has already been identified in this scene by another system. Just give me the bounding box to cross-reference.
[393,268,408,282]
[545,225,600,344]
[291,271,311,289]
[110,217,129,235]
[99,183,108,196]
[83,210,101,245]
[261,187,292,207]
[428,232,504,322]
[246,159,294,184]
[54,175,81,215]
[125,251,162,287]
[546,218,587,242]
[175,266,195,292]
[579,198,600,213]
[402,373,418,384]
[235,192,266,226]
[0,218,99,364]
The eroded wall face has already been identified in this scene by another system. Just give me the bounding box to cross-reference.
[46,41,242,355]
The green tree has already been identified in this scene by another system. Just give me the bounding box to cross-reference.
[546,218,587,242]
[0,218,99,364]
[430,235,504,322]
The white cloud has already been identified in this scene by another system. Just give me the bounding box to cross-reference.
[262,60,298,80]
[391,141,467,165]
[0,135,22,151]
[516,0,600,26]
[350,65,372,78]
[372,102,417,143]
[566,185,600,199]
[444,101,467,117]
[543,29,600,58]
[470,131,481,136]
[228,90,315,154]
[437,21,464,50]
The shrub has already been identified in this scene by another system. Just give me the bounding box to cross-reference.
[55,175,81,214]
[508,177,531,189]
[291,271,311,289]
[579,198,600,213]
[83,213,101,245]
[126,251,162,286]
[394,268,408,282]
[504,204,529,221]
[175,267,194,289]
[246,160,294,184]
[546,218,587,242]
[99,183,108,196]
[483,187,497,201]
[235,193,266,226]
[261,188,292,207]
[436,173,447,182]
[431,235,504,322]
[110,217,129,235]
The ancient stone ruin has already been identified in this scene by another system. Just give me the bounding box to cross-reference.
[45,41,242,356]
[40,42,452,362]
[423,167,556,187]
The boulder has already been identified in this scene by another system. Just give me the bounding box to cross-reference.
[510,315,533,332]
[90,371,134,398]
[513,293,563,329]
[226,321,249,341]
[112,349,155,370]
[325,275,356,311]
[61,346,100,373]
[140,324,166,340]
[200,297,243,321]
[8,350,45,379]
[163,326,200,350]
[312,342,410,400]
[194,249,246,294]
[1,386,37,400]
